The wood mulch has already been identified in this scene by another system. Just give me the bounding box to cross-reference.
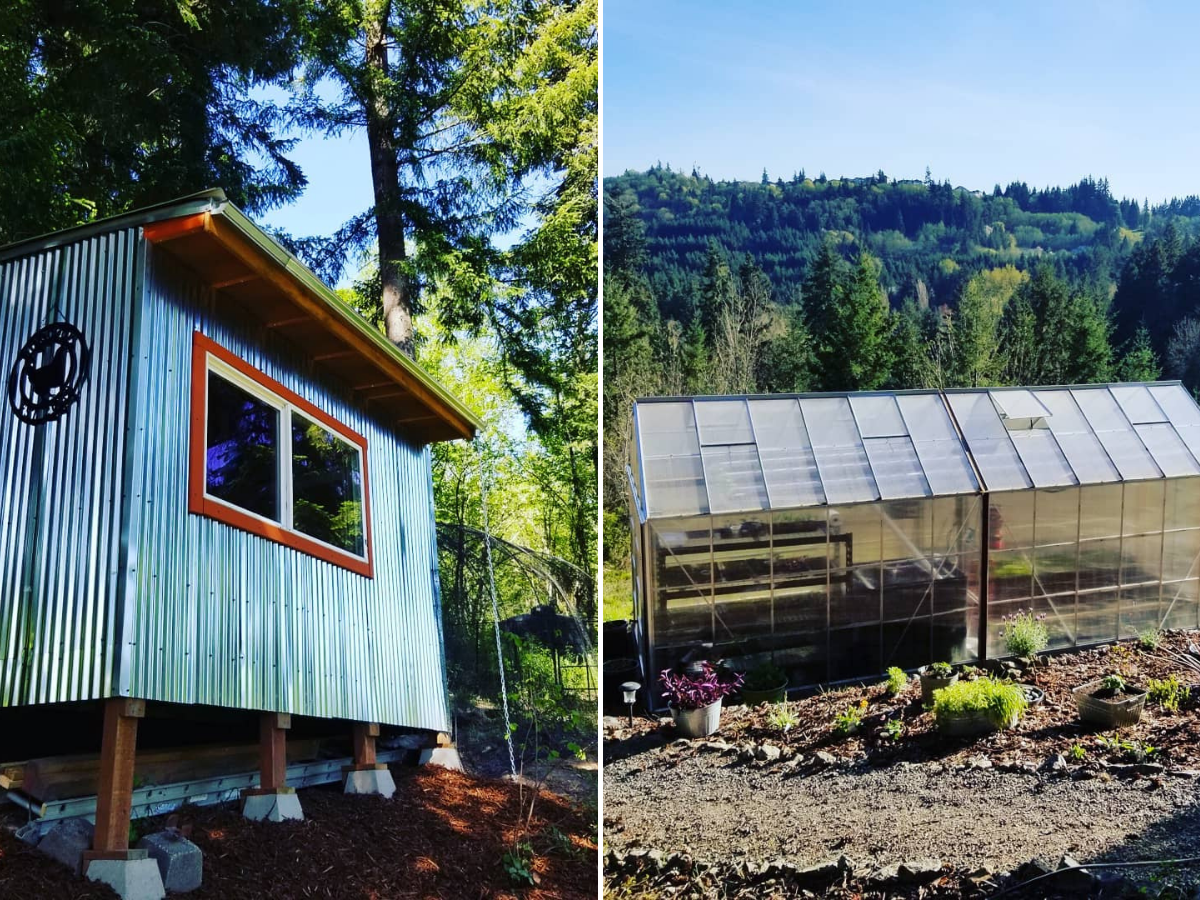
[0,765,597,900]
[618,630,1200,773]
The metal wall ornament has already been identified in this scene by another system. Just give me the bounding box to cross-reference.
[7,322,92,425]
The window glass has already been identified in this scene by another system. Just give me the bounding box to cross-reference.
[206,371,280,522]
[291,413,366,556]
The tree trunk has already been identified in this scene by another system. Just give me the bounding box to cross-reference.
[363,0,414,356]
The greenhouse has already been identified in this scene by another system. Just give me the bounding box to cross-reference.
[626,383,1200,704]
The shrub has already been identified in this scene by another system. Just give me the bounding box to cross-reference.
[659,664,743,711]
[766,703,798,733]
[1147,675,1186,712]
[742,661,787,692]
[1000,609,1048,657]
[932,677,1028,730]
[884,667,907,695]
[834,698,868,737]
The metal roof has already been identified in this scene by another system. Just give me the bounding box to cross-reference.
[0,190,481,444]
[631,383,1200,519]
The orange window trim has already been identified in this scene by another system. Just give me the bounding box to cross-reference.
[189,331,374,579]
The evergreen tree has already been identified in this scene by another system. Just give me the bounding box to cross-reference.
[697,242,736,345]
[680,318,708,393]
[953,266,1025,386]
[1116,325,1162,382]
[999,282,1039,385]
[819,252,893,391]
[801,241,847,346]
[759,303,814,393]
[1068,287,1114,383]
[886,302,931,389]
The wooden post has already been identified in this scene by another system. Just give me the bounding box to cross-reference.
[351,722,380,769]
[89,698,145,856]
[258,712,290,791]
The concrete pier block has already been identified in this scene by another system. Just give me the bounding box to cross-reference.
[241,788,304,822]
[344,766,397,798]
[36,818,94,873]
[138,830,203,892]
[84,851,166,900]
[417,747,464,771]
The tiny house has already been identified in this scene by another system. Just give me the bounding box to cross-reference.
[627,385,1200,707]
[0,191,478,871]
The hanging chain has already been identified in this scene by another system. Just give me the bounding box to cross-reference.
[482,463,518,778]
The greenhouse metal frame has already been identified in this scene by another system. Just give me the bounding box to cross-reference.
[626,383,1200,705]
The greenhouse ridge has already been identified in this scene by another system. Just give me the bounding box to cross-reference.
[626,383,1200,704]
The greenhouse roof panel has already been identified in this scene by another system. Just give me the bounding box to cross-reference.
[631,383,1200,519]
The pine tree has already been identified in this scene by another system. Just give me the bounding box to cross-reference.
[681,318,709,393]
[759,303,814,393]
[886,302,931,389]
[801,240,847,347]
[1068,288,1114,383]
[819,252,893,391]
[697,242,736,346]
[1116,325,1162,382]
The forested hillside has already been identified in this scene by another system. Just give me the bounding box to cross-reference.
[602,165,1200,556]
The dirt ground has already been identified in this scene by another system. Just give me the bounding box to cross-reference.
[1,764,597,900]
[604,632,1200,896]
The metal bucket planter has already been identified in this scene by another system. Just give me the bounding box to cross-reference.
[670,699,723,739]
[1074,680,1146,728]
[740,679,787,706]
[937,708,1017,737]
[919,671,959,705]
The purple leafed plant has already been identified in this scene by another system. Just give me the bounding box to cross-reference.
[659,663,743,711]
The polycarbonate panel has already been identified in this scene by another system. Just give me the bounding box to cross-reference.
[638,401,700,457]
[1033,389,1120,484]
[695,399,754,445]
[801,397,879,504]
[749,399,825,508]
[1111,385,1167,424]
[850,395,907,437]
[1072,388,1163,480]
[643,455,709,518]
[1149,383,1200,427]
[990,389,1051,421]
[946,393,1031,491]
[863,437,931,499]
[1007,428,1077,487]
[1136,423,1200,477]
[897,394,979,495]
[700,444,769,514]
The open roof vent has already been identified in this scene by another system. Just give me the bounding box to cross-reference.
[989,390,1052,431]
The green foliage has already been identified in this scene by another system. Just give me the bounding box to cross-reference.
[1000,609,1049,657]
[1070,742,1087,761]
[883,718,905,740]
[742,661,786,692]
[1101,673,1127,694]
[1147,675,1186,712]
[766,704,798,733]
[932,677,1027,730]
[1138,629,1162,651]
[1097,735,1158,762]
[502,841,537,885]
[884,667,907,696]
[834,698,868,737]
[929,662,954,678]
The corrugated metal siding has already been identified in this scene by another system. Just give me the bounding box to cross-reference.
[0,229,139,705]
[123,248,449,730]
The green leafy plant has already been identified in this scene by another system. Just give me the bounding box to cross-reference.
[502,841,537,885]
[928,661,953,678]
[1138,629,1162,651]
[1070,742,1087,761]
[545,825,579,858]
[884,718,905,740]
[741,660,787,692]
[999,609,1048,656]
[1147,675,1186,712]
[884,666,907,695]
[834,698,868,737]
[1097,735,1158,763]
[1101,673,1127,695]
[932,677,1028,730]
[766,703,798,733]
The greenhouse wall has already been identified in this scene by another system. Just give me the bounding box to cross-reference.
[629,385,1200,708]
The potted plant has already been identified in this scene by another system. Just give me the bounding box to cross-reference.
[919,661,959,704]
[1074,674,1147,728]
[739,660,788,705]
[659,663,743,739]
[933,676,1028,737]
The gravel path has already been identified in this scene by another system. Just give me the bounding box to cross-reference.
[604,751,1200,874]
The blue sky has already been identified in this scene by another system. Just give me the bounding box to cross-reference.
[603,1,1200,203]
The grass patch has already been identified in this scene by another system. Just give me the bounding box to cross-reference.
[603,562,633,622]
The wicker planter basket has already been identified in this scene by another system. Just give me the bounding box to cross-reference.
[1074,680,1146,728]
[670,699,723,739]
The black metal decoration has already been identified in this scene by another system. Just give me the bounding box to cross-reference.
[7,322,91,425]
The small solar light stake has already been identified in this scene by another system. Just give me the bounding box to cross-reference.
[621,681,641,727]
